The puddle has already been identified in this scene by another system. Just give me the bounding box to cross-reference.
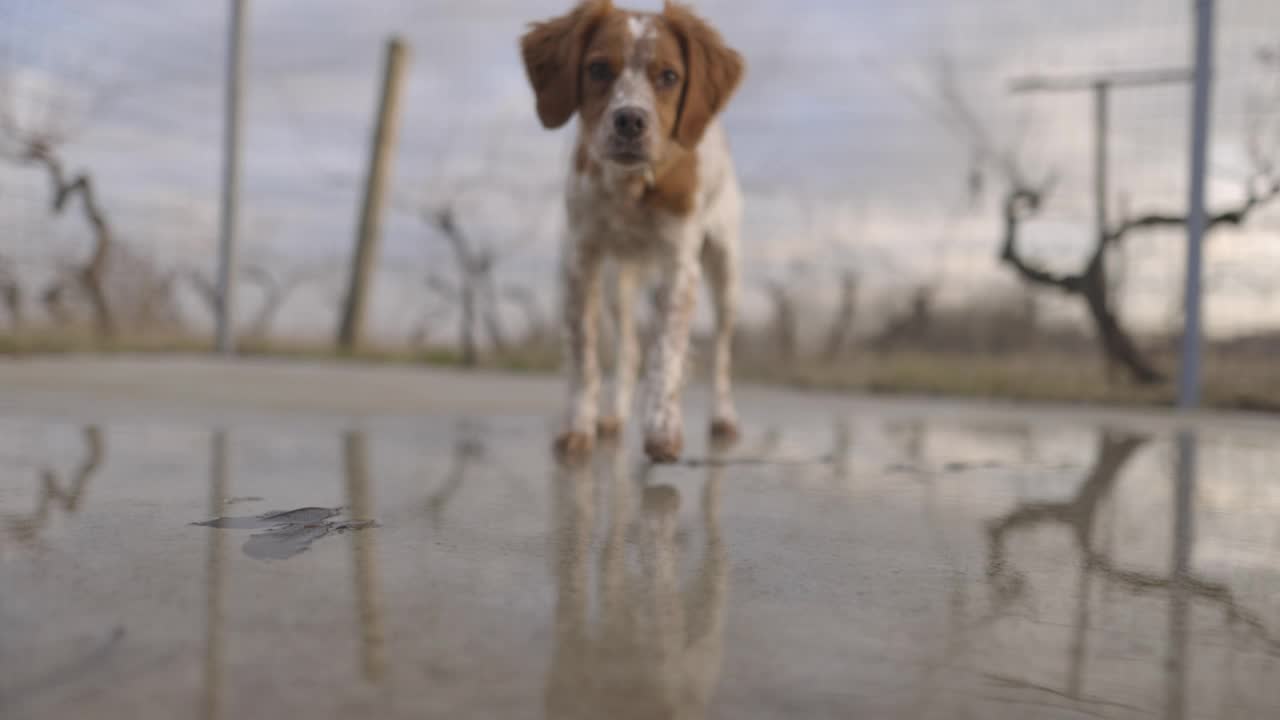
[193,507,376,560]
[7,410,1280,718]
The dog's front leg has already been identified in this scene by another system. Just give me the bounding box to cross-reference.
[642,238,701,463]
[600,262,638,438]
[555,242,602,460]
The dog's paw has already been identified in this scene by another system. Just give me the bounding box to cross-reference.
[553,431,594,463]
[709,417,741,449]
[596,417,624,439]
[644,429,684,464]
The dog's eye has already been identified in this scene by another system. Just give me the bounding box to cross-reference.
[658,69,680,88]
[587,61,613,83]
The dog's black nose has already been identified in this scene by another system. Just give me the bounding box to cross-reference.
[613,108,647,139]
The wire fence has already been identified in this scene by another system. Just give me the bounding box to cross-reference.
[0,1,1278,397]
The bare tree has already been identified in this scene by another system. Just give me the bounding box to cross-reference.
[5,140,116,337]
[186,268,221,320]
[0,256,20,331]
[873,284,936,352]
[764,279,798,362]
[240,264,324,341]
[1,60,178,339]
[186,262,324,342]
[407,299,450,349]
[938,57,1280,385]
[998,165,1280,385]
[503,284,550,347]
[109,245,184,334]
[422,205,508,366]
[822,270,859,361]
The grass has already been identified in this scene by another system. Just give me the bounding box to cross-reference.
[2,328,1279,414]
[736,350,1280,414]
[0,328,558,374]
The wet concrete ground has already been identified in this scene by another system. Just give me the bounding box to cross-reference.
[2,358,1280,719]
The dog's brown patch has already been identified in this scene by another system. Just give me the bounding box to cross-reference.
[642,148,698,216]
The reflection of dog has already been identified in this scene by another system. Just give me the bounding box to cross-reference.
[546,440,728,718]
[520,1,746,462]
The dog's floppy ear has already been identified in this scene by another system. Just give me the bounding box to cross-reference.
[663,1,744,149]
[520,0,613,129]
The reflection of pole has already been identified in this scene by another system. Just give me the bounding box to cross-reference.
[203,431,229,720]
[1067,561,1093,698]
[1166,431,1197,720]
[344,432,385,682]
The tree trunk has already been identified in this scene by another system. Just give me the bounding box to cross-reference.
[822,272,858,361]
[1080,257,1164,385]
[460,283,477,366]
[0,271,21,332]
[479,272,508,355]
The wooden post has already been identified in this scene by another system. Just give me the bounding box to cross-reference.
[338,37,409,351]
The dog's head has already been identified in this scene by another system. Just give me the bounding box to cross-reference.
[520,1,743,171]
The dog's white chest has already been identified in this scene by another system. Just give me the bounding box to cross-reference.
[568,174,678,258]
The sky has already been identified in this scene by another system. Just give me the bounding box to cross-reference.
[1,0,1278,342]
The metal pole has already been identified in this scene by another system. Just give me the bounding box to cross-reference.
[1179,0,1215,408]
[216,0,247,355]
[1093,82,1109,244]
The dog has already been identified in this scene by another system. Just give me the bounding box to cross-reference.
[520,0,745,463]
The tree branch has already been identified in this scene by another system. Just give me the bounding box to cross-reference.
[1107,176,1280,242]
[998,185,1085,294]
[186,269,221,314]
[21,142,115,335]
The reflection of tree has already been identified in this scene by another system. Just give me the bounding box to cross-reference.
[985,432,1147,605]
[425,422,486,525]
[885,419,927,468]
[830,419,853,483]
[982,431,1280,716]
[545,440,728,719]
[986,432,1280,640]
[3,426,104,544]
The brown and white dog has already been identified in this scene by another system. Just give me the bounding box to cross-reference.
[520,1,745,463]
